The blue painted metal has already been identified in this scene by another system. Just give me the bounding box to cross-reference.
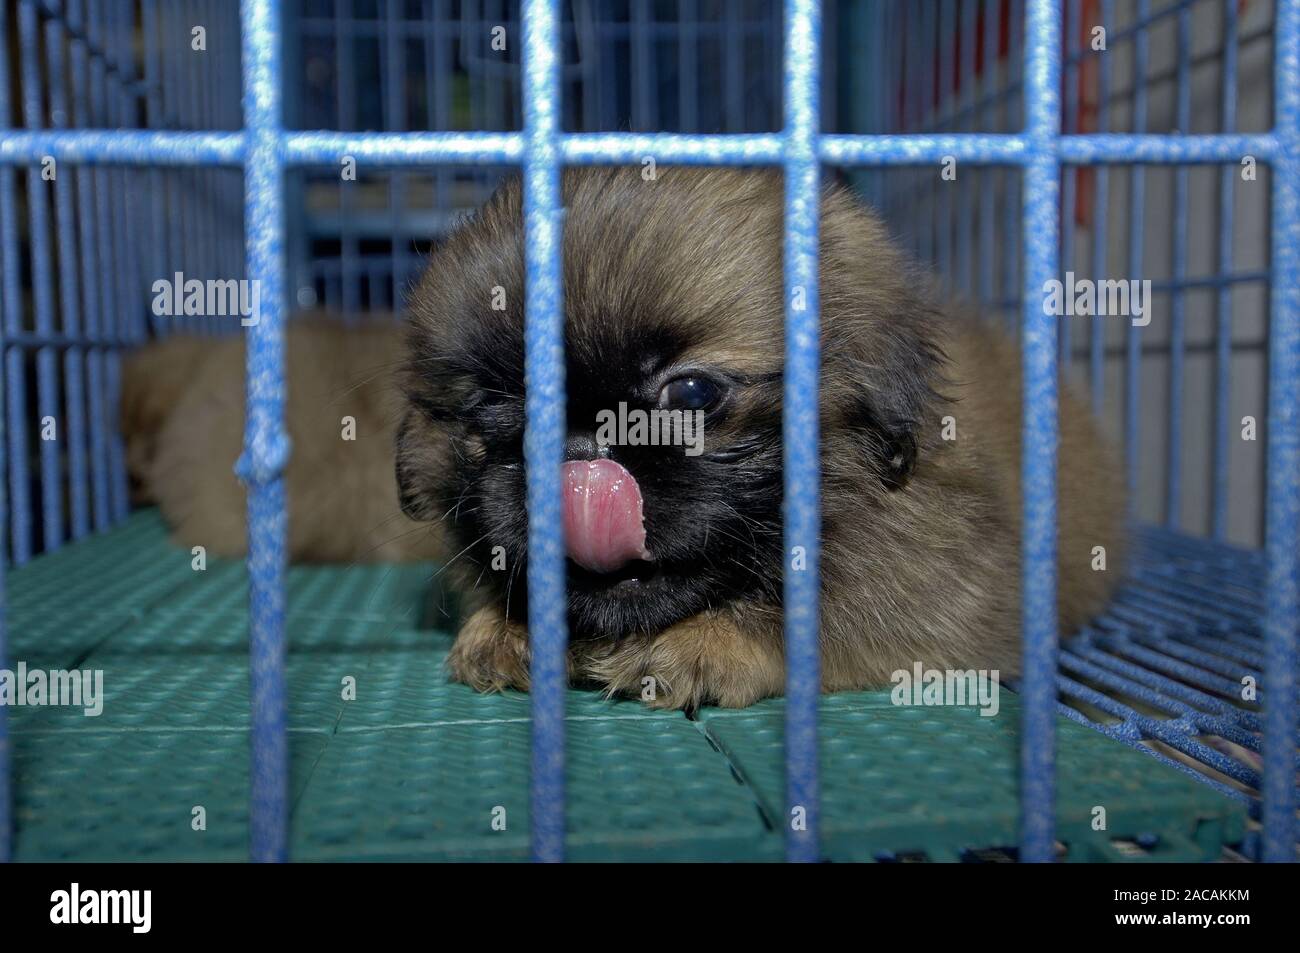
[1003,0,1023,338]
[47,7,90,542]
[1019,0,1062,865]
[1166,4,1192,529]
[237,0,290,864]
[384,0,409,316]
[18,1,63,556]
[104,1,132,520]
[522,0,567,866]
[1089,0,1113,418]
[1213,0,1240,542]
[937,0,955,287]
[956,0,976,295]
[1263,0,1300,864]
[0,0,1295,865]
[1058,0,1079,372]
[978,0,997,309]
[632,0,655,131]
[1125,0,1150,515]
[0,0,11,867]
[0,0,28,572]
[783,0,821,865]
[3,128,1285,170]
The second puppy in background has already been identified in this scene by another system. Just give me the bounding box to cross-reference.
[122,319,441,563]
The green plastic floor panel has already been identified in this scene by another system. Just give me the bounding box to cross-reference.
[5,510,1245,861]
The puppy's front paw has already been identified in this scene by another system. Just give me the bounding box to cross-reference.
[585,612,785,711]
[447,605,532,693]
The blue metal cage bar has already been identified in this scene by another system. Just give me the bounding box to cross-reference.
[521,0,567,866]
[782,0,822,865]
[1263,0,1299,866]
[1019,0,1062,865]
[0,0,1295,863]
[237,0,291,864]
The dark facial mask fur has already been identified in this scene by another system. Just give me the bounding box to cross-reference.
[397,166,1125,710]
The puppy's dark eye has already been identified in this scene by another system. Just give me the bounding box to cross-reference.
[657,376,722,411]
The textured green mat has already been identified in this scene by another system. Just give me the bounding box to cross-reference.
[5,511,1244,861]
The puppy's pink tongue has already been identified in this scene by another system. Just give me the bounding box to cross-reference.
[562,459,651,573]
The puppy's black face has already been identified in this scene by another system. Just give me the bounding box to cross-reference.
[398,168,940,641]
[408,331,786,642]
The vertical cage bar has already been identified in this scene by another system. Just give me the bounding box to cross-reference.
[240,0,290,864]
[1020,0,1062,864]
[0,0,13,863]
[631,0,653,131]
[920,0,935,266]
[1165,4,1192,528]
[1212,1,1239,541]
[336,0,360,316]
[144,0,167,340]
[957,0,975,294]
[979,0,997,306]
[19,1,65,555]
[1125,0,1150,510]
[1262,0,1299,863]
[783,0,821,865]
[182,1,202,333]
[159,0,187,332]
[105,2,134,519]
[724,0,742,132]
[386,0,409,312]
[1058,0,1079,372]
[2,0,31,567]
[46,9,90,542]
[189,0,211,333]
[1089,0,1113,416]
[678,0,698,132]
[1004,0,1025,335]
[86,4,121,506]
[68,0,109,535]
[522,0,567,865]
[936,0,954,286]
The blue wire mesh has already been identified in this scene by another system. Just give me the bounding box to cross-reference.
[0,0,1295,863]
[853,0,1296,862]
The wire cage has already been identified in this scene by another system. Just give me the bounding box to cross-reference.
[0,0,1294,863]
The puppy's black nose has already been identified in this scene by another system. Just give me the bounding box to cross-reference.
[564,431,611,461]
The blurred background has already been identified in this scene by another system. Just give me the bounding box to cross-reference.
[0,0,1280,562]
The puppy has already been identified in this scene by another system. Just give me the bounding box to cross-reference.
[122,319,441,563]
[397,166,1127,709]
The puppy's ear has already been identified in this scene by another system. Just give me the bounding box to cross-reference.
[837,297,946,492]
[819,187,947,492]
[849,393,926,491]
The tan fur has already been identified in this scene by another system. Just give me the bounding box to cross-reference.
[121,334,209,500]
[579,609,788,710]
[122,319,443,563]
[422,168,1127,708]
[446,605,535,693]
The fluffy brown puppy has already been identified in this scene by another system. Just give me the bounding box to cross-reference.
[122,319,440,562]
[397,166,1127,710]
